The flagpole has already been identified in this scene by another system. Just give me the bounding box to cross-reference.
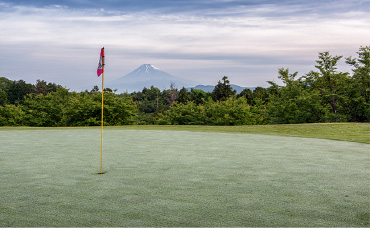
[100,47,105,174]
[101,73,104,174]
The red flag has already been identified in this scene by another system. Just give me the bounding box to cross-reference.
[97,48,104,77]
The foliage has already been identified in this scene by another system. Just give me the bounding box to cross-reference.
[7,80,34,104]
[160,97,259,125]
[0,46,369,126]
[131,86,166,114]
[266,68,330,124]
[0,104,26,126]
[163,82,178,106]
[176,87,190,104]
[211,76,236,101]
[0,85,137,127]
[189,88,210,105]
[346,46,370,122]
[159,101,204,125]
[304,52,350,121]
[203,97,256,125]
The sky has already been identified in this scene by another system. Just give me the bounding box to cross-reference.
[0,0,369,90]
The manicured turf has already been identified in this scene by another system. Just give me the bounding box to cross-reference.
[108,122,370,144]
[3,122,369,143]
[0,128,369,226]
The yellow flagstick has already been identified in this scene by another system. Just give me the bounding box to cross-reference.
[100,47,105,174]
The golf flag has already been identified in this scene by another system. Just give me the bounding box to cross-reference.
[98,47,105,174]
[97,48,104,77]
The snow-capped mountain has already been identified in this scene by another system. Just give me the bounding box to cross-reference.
[106,64,198,93]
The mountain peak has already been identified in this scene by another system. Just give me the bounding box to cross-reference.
[135,64,160,74]
[106,64,199,93]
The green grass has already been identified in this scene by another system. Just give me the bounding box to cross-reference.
[0,127,369,226]
[109,123,370,144]
[2,122,369,143]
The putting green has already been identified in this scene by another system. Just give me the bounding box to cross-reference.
[0,129,369,226]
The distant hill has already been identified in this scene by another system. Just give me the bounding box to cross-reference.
[102,64,255,93]
[188,84,256,94]
[105,64,198,93]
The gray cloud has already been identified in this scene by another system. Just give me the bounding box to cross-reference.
[0,0,369,89]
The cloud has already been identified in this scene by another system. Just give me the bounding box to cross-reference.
[0,0,369,89]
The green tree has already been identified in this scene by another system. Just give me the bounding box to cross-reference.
[7,80,34,104]
[211,76,236,101]
[252,87,269,105]
[189,88,210,105]
[176,87,190,104]
[267,68,329,124]
[132,86,164,114]
[162,82,178,107]
[102,92,138,126]
[237,88,253,104]
[33,79,61,95]
[162,101,205,125]
[0,104,26,126]
[346,46,370,121]
[305,52,349,121]
[89,85,100,94]
[161,97,258,125]
[0,77,12,89]
[0,88,7,106]
[203,97,256,125]
[19,87,137,127]
[0,77,12,106]
[62,91,100,126]
[21,87,70,126]
[62,90,137,126]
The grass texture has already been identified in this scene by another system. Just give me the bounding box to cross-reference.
[0,128,369,226]
[109,122,370,144]
[3,122,369,144]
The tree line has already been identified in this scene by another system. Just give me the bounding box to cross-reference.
[0,46,369,126]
